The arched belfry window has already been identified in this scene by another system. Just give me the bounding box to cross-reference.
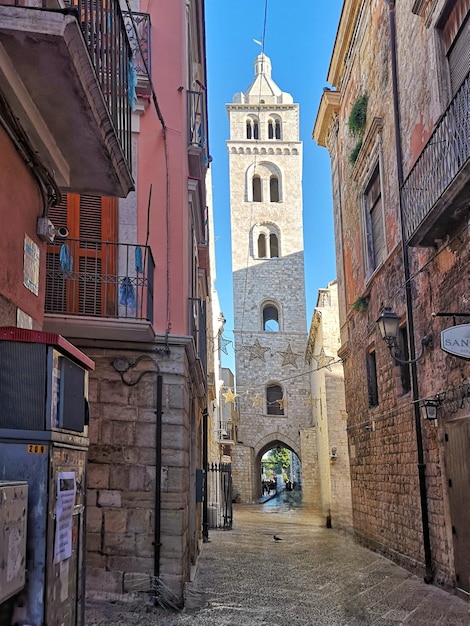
[246,117,260,140]
[266,384,284,415]
[270,176,279,202]
[268,120,274,139]
[263,304,279,332]
[252,175,262,202]
[258,234,267,258]
[270,234,279,258]
[275,121,281,139]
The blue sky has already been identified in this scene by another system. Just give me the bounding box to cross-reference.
[205,0,344,369]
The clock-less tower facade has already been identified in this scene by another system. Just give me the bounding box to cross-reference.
[227,53,312,502]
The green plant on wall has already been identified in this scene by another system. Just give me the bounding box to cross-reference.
[351,295,369,312]
[348,93,368,164]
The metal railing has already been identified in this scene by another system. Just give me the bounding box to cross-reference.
[401,70,470,243]
[123,11,151,80]
[45,239,154,322]
[187,90,208,161]
[207,463,232,529]
[63,0,133,169]
[189,297,207,377]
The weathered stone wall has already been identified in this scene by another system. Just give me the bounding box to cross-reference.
[317,0,470,588]
[83,341,202,604]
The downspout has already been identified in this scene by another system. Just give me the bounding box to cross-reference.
[154,374,163,585]
[202,408,209,542]
[385,0,433,583]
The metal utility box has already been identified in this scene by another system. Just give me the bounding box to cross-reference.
[0,482,28,604]
[0,328,94,626]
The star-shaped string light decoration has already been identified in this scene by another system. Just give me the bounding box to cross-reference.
[277,343,302,368]
[219,334,232,355]
[243,339,270,362]
[312,347,335,372]
[222,388,238,404]
[251,395,264,408]
[306,394,317,408]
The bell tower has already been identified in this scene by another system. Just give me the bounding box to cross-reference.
[227,53,311,502]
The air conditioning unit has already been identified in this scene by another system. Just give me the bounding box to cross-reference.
[36,217,56,243]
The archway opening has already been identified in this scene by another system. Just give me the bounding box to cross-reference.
[258,443,302,505]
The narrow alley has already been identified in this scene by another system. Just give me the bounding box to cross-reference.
[86,496,469,625]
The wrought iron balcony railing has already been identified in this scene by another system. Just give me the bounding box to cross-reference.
[187,90,209,164]
[63,0,133,169]
[45,239,154,323]
[123,11,151,83]
[189,297,207,377]
[401,70,470,245]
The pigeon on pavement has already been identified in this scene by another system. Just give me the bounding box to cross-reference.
[273,535,282,542]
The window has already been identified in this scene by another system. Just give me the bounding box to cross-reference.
[268,120,274,139]
[438,2,470,96]
[263,304,279,331]
[275,121,281,139]
[258,234,267,258]
[267,384,284,415]
[366,348,379,408]
[364,164,385,275]
[270,176,279,202]
[270,234,279,258]
[252,175,262,202]
[397,326,411,395]
[246,118,259,140]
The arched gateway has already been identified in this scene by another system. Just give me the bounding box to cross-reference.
[227,54,312,503]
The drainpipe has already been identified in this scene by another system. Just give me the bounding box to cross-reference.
[202,408,209,542]
[155,374,163,584]
[385,0,433,583]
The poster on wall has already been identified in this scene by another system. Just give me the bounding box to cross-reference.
[54,472,76,563]
[23,234,39,296]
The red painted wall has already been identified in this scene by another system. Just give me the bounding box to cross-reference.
[0,125,46,327]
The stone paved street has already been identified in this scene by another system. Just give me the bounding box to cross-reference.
[86,495,469,625]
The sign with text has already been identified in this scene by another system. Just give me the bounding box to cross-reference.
[441,324,470,359]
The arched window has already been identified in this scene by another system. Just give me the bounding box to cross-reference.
[252,176,262,202]
[258,234,267,258]
[246,122,252,139]
[270,234,279,258]
[266,384,284,415]
[275,121,281,139]
[270,176,279,202]
[263,304,279,331]
[253,121,259,139]
[268,120,274,139]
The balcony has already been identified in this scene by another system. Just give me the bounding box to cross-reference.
[187,90,209,180]
[218,421,235,444]
[123,11,151,98]
[43,239,154,341]
[189,297,207,380]
[0,0,133,197]
[402,71,470,246]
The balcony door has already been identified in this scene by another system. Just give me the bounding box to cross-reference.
[46,194,118,316]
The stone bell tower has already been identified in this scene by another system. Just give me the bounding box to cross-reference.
[226,53,311,502]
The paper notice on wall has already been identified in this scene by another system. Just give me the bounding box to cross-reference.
[54,472,76,564]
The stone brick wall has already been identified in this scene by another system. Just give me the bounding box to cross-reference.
[83,340,202,604]
[316,0,470,589]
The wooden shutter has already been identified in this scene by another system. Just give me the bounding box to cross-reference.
[46,194,118,316]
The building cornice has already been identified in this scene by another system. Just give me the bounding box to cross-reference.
[313,89,340,148]
[327,0,362,88]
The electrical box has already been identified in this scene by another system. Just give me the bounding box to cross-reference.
[0,482,28,604]
[0,328,94,626]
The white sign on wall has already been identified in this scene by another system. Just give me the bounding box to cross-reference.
[441,324,470,359]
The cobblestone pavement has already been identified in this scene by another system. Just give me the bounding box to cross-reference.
[86,494,469,625]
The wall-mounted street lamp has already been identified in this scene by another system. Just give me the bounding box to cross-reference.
[421,398,440,421]
[376,307,433,365]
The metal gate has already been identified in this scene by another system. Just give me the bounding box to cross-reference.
[207,463,232,529]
